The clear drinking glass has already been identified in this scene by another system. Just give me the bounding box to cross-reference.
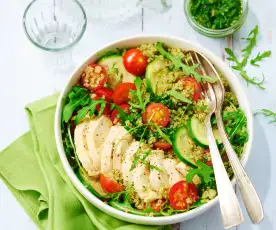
[23,0,87,52]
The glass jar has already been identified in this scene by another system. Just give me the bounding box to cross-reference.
[184,0,248,38]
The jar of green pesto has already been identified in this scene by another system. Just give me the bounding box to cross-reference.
[184,0,248,38]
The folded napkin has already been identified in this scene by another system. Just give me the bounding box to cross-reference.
[0,94,173,230]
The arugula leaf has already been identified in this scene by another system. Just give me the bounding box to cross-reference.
[147,122,172,145]
[250,51,272,67]
[107,64,119,75]
[75,99,107,124]
[225,48,265,90]
[186,161,214,184]
[62,86,90,123]
[166,90,192,104]
[255,109,276,123]
[156,42,217,83]
[129,78,150,112]
[241,25,259,67]
[96,48,124,57]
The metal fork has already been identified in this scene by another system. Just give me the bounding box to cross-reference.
[192,51,264,224]
[184,53,244,229]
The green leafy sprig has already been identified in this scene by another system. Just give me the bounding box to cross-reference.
[186,161,214,184]
[250,51,272,67]
[156,42,217,83]
[255,109,276,123]
[128,78,150,112]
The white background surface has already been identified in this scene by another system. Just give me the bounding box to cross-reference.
[0,0,275,229]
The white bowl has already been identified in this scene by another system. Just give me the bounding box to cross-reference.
[55,35,253,226]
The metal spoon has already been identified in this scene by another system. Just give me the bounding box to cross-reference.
[188,50,264,225]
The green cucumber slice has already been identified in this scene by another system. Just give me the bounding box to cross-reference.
[145,58,172,95]
[97,54,136,89]
[188,116,222,148]
[76,168,107,199]
[172,127,198,168]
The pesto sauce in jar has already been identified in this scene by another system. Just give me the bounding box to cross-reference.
[190,0,242,30]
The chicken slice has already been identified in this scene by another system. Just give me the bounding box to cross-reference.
[163,159,184,186]
[74,121,99,177]
[132,163,161,203]
[113,140,130,172]
[148,150,169,192]
[86,116,112,171]
[121,141,139,185]
[101,125,131,177]
[176,162,188,177]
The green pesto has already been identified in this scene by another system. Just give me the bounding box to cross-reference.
[190,0,242,30]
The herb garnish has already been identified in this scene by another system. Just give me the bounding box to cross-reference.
[62,86,90,123]
[129,78,150,112]
[250,51,272,67]
[75,99,107,124]
[255,109,276,123]
[156,42,217,83]
[166,90,192,104]
[225,25,271,90]
[186,161,214,184]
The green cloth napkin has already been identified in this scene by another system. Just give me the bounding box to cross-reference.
[0,94,173,230]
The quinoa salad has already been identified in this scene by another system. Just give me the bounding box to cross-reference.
[61,42,248,216]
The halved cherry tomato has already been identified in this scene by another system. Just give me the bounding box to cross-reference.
[153,141,172,151]
[151,199,165,212]
[178,77,201,101]
[142,103,170,127]
[111,103,131,124]
[92,95,111,116]
[112,82,136,105]
[100,175,124,193]
[169,181,198,210]
[204,148,212,166]
[81,63,107,91]
[123,49,148,76]
[94,88,113,102]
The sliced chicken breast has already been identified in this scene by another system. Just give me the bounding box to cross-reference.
[148,150,169,192]
[121,141,139,185]
[132,163,161,203]
[163,159,184,186]
[113,140,130,172]
[101,125,132,177]
[176,162,188,177]
[74,121,99,177]
[86,116,112,171]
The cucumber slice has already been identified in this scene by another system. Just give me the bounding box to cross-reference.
[97,54,136,89]
[172,127,198,168]
[76,168,107,199]
[188,116,222,148]
[145,58,172,95]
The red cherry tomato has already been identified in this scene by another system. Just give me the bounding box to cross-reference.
[178,77,201,101]
[150,199,165,212]
[206,161,213,167]
[153,142,172,151]
[112,82,136,105]
[81,63,107,91]
[92,95,111,116]
[111,103,131,124]
[100,175,124,193]
[94,88,113,102]
[123,49,148,76]
[142,103,170,127]
[169,181,198,210]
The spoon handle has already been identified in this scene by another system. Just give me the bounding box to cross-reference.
[215,110,264,224]
[205,116,244,229]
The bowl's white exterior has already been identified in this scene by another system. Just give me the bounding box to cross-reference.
[55,35,253,226]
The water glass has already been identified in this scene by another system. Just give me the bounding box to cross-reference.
[23,0,87,52]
